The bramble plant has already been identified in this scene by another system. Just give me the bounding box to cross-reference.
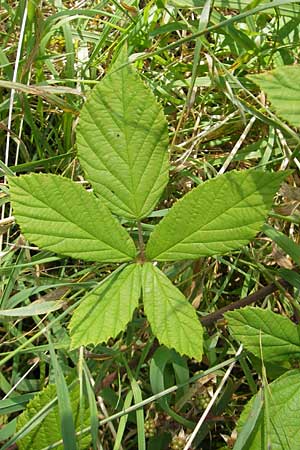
[9,48,287,362]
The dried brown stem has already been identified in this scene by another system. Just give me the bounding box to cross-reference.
[200,279,290,327]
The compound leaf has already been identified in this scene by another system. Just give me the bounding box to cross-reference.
[69,264,141,349]
[226,306,300,362]
[236,370,300,450]
[77,48,169,219]
[9,174,136,262]
[249,65,300,127]
[142,263,203,360]
[146,170,286,261]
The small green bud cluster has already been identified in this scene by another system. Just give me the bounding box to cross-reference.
[194,390,211,410]
[144,417,156,438]
[170,435,186,450]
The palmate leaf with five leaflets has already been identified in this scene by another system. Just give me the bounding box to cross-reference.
[8,46,288,362]
[9,174,136,262]
[146,170,287,261]
[76,48,169,220]
[142,263,203,360]
[69,264,142,349]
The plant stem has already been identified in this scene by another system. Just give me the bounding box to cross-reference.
[137,221,145,263]
[200,279,290,326]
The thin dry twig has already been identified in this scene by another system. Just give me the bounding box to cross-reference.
[200,278,290,326]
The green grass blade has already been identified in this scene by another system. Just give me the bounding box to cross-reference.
[82,362,100,450]
[113,391,133,450]
[48,334,77,450]
[131,378,146,450]
[263,224,300,264]
[233,389,264,450]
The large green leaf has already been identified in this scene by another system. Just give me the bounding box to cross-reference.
[77,49,169,220]
[226,307,300,362]
[16,384,90,450]
[236,370,300,450]
[69,264,141,349]
[249,66,300,127]
[142,263,203,360]
[146,170,286,261]
[9,174,136,262]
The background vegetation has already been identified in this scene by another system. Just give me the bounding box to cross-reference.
[1,0,300,449]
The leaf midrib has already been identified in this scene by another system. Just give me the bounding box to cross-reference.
[14,177,132,257]
[151,174,266,255]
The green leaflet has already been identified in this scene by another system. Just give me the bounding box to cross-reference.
[77,48,169,220]
[226,307,300,362]
[146,170,287,261]
[236,370,300,450]
[142,263,203,360]
[9,174,136,262]
[16,384,90,450]
[249,66,300,127]
[69,264,142,349]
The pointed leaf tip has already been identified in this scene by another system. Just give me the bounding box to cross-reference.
[77,50,169,219]
[142,263,203,360]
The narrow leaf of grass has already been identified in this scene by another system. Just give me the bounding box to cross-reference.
[0,159,15,176]
[0,300,63,317]
[233,389,264,450]
[0,266,127,369]
[0,48,13,78]
[263,224,300,264]
[0,248,25,308]
[48,334,77,450]
[130,378,146,450]
[82,361,101,450]
[239,354,258,395]
[39,356,242,450]
[113,391,133,450]
[186,0,212,111]
[121,355,145,449]
[132,0,300,63]
[0,418,17,441]
[278,268,300,290]
[0,393,36,414]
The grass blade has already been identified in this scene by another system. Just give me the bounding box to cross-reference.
[48,334,77,450]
